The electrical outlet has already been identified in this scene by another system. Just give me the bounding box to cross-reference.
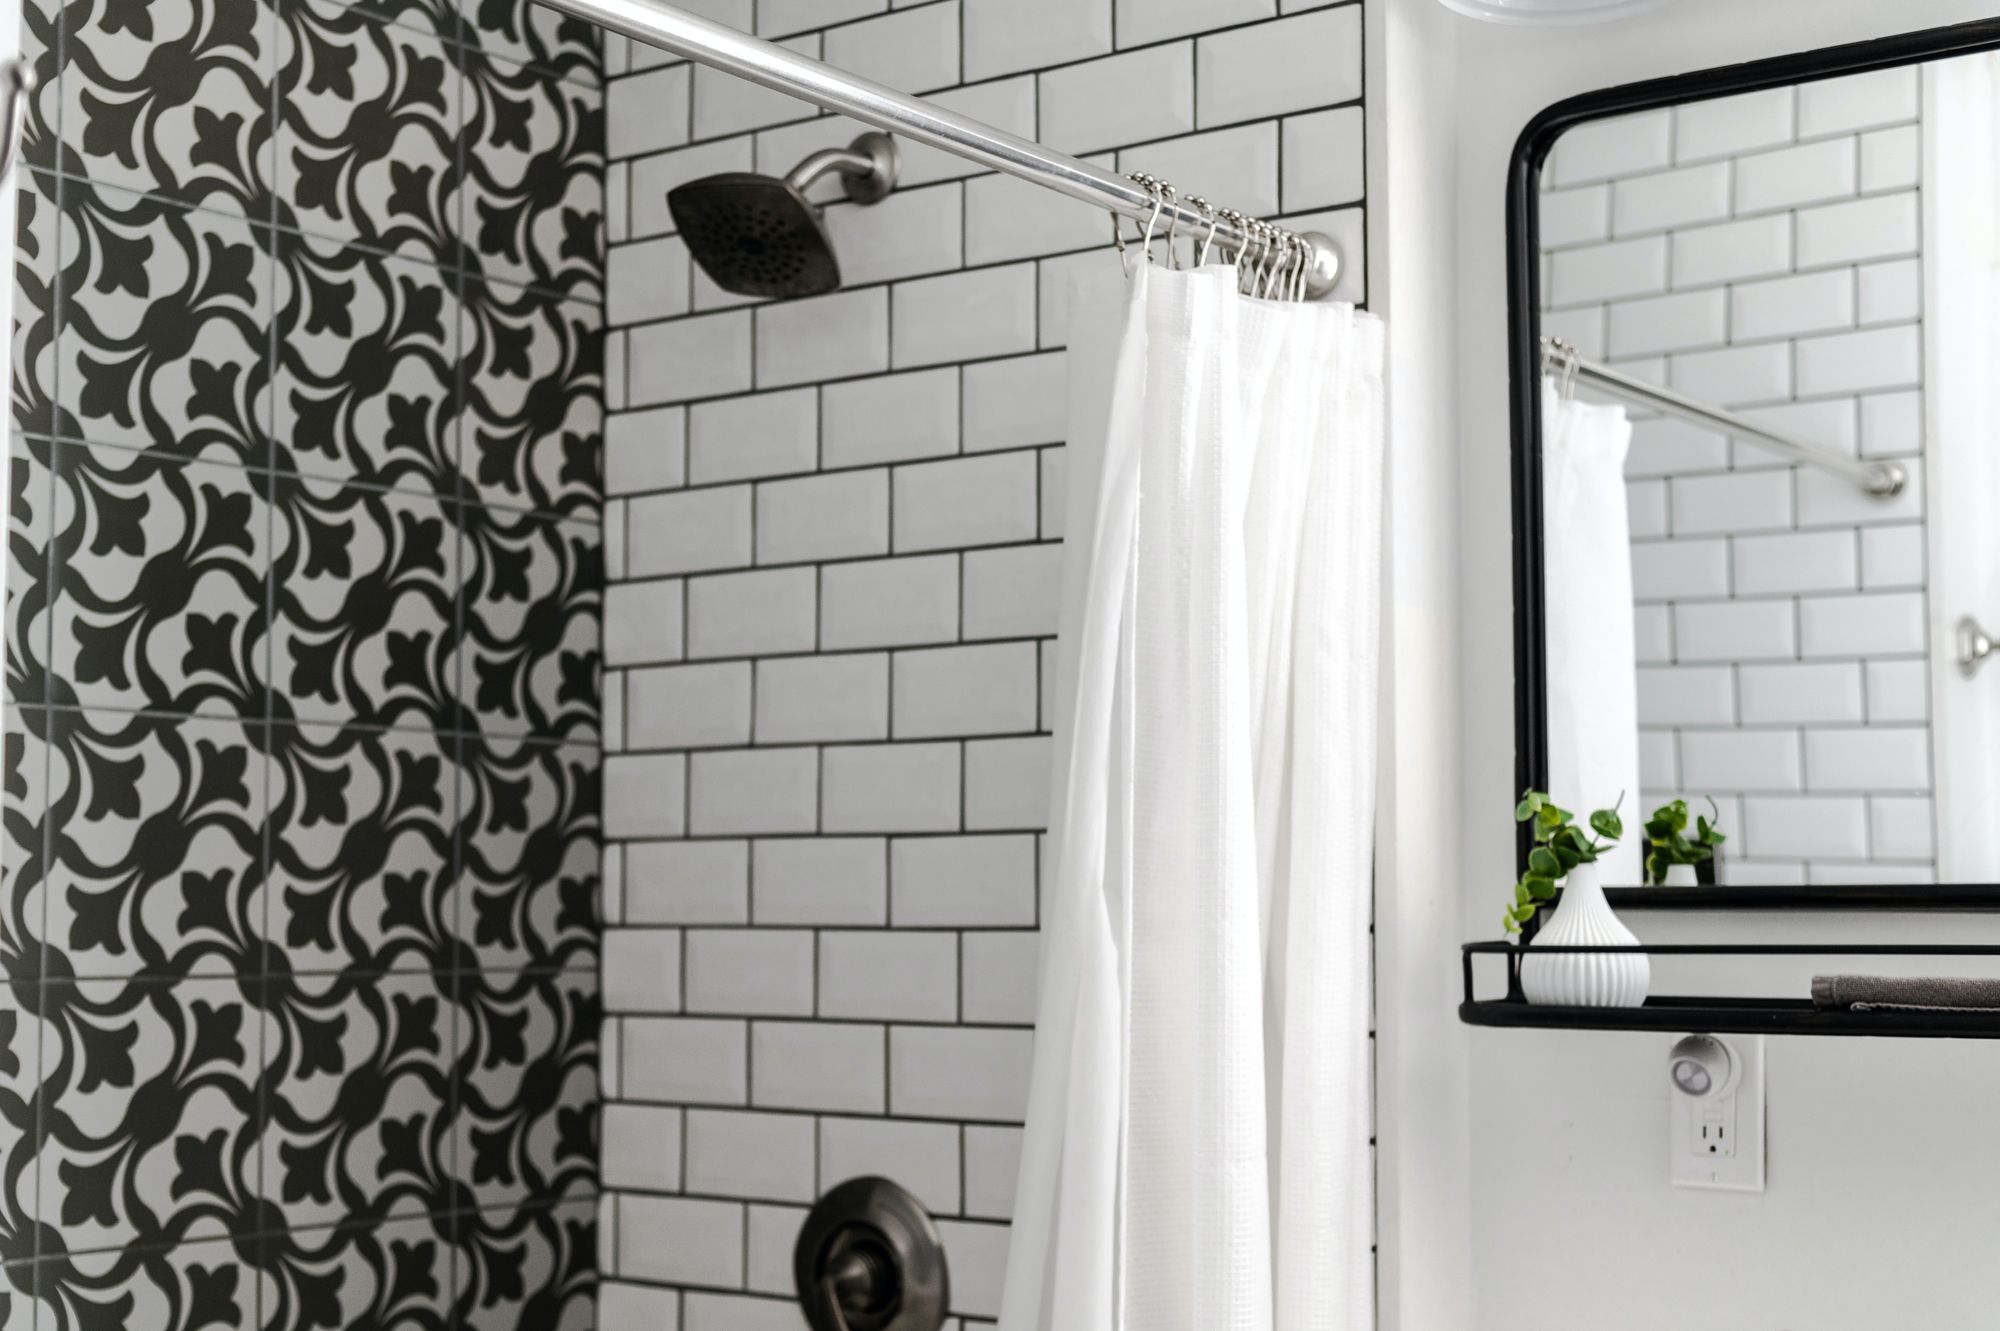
[1669,1034,1764,1192]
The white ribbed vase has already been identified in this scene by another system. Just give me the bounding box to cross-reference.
[1520,863,1649,1007]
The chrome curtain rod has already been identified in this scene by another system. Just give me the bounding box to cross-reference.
[539,0,1342,297]
[1542,337,1907,498]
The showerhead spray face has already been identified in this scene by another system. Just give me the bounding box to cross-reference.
[667,132,899,300]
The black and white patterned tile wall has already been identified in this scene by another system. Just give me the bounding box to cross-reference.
[4,0,604,1326]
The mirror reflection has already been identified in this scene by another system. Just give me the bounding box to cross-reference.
[1536,56,1999,888]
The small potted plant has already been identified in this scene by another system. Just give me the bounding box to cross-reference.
[1509,789,1648,1008]
[1644,797,1726,887]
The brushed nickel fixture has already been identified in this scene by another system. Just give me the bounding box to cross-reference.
[793,1176,948,1331]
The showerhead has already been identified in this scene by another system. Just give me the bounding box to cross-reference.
[668,132,899,300]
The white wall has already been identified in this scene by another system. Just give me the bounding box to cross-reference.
[1441,2,2000,1326]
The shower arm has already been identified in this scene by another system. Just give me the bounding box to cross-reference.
[784,146,875,192]
[540,0,1342,297]
[783,133,899,205]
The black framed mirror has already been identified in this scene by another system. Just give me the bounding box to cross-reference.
[1508,18,2000,909]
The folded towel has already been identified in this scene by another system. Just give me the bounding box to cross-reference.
[1811,975,2000,1013]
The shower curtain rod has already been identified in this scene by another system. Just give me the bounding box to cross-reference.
[539,0,1342,297]
[1542,336,1907,497]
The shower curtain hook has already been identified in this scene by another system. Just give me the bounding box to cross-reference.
[1289,233,1308,303]
[1157,180,1179,268]
[1216,207,1242,271]
[1545,336,1581,402]
[1190,197,1218,267]
[1129,172,1164,267]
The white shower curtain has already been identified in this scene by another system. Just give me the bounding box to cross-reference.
[1540,379,1642,886]
[1002,261,1384,1331]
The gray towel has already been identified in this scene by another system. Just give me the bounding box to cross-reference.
[1811,974,2000,1013]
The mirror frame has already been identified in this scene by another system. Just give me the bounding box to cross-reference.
[1508,17,2000,909]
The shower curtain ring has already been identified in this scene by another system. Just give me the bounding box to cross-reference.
[1157,180,1179,268]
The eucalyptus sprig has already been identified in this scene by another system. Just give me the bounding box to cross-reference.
[1507,788,1624,934]
[1644,797,1727,885]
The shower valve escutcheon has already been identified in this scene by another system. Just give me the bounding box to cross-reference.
[793,1175,948,1331]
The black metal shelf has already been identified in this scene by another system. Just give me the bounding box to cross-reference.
[1602,884,2000,912]
[1461,940,2000,1040]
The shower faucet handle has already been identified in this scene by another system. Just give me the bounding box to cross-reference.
[783,131,900,205]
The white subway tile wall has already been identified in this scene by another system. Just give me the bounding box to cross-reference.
[1541,73,1931,884]
[600,4,1367,1325]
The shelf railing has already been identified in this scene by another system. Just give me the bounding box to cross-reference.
[1462,939,2000,1039]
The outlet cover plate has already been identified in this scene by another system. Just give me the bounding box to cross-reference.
[1670,1034,1764,1192]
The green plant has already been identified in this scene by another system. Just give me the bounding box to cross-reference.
[1507,789,1624,934]
[1644,797,1727,885]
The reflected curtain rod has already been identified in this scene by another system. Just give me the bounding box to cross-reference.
[538,0,1342,298]
[1542,336,1907,498]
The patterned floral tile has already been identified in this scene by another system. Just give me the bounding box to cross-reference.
[455,47,603,298]
[274,0,464,266]
[33,975,270,1253]
[269,475,461,732]
[454,735,595,972]
[455,278,602,517]
[0,1260,36,1331]
[341,0,456,41]
[0,978,42,1268]
[33,709,267,981]
[13,170,58,439]
[456,0,600,86]
[17,0,61,178]
[39,1235,272,1331]
[5,440,55,706]
[454,505,598,739]
[53,183,274,465]
[456,1199,594,1331]
[0,707,48,988]
[46,444,270,716]
[269,231,462,492]
[55,0,279,218]
[255,1211,457,1331]
[260,723,461,976]
[257,971,462,1231]
[449,970,596,1211]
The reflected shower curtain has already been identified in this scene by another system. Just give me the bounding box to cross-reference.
[1002,263,1384,1331]
[1540,381,1641,886]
